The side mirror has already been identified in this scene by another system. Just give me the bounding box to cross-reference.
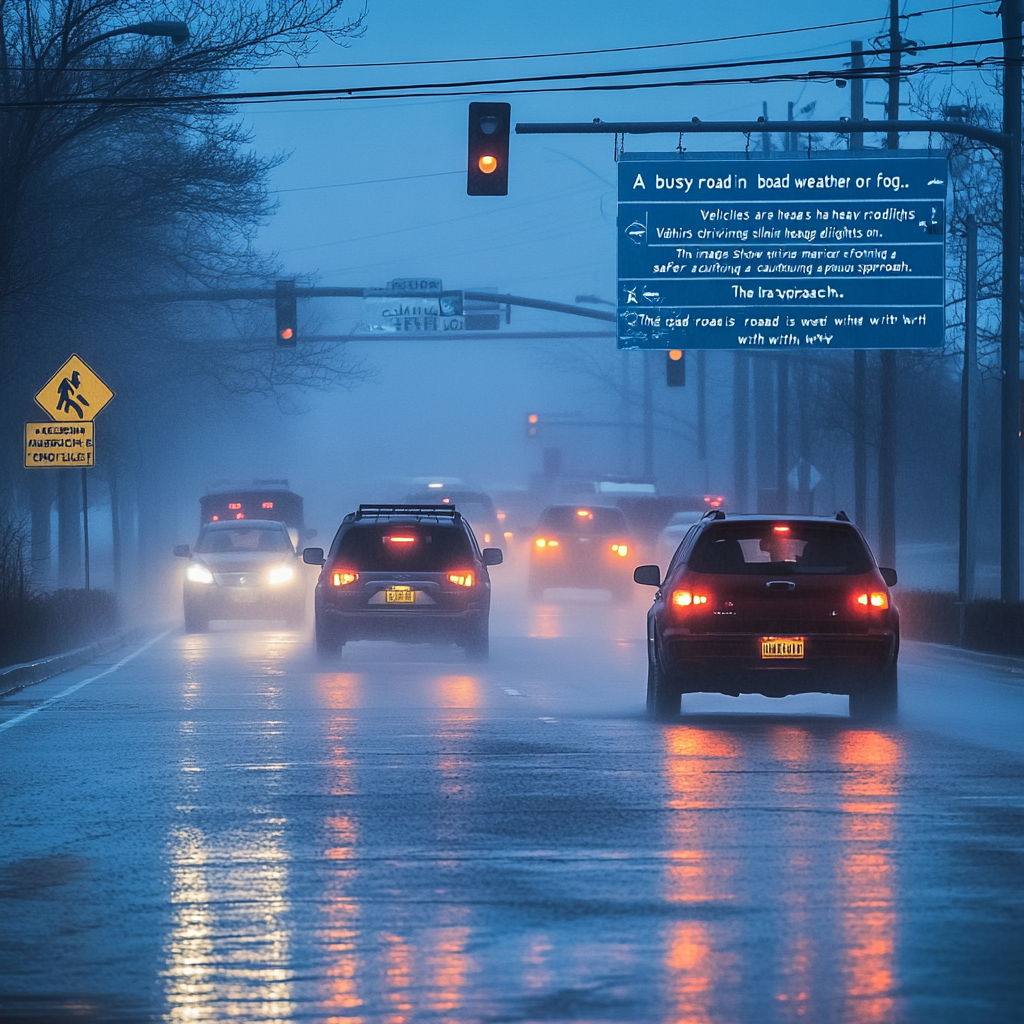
[481,548,503,566]
[634,564,661,587]
[173,544,191,558]
[303,547,325,566]
[880,567,898,588]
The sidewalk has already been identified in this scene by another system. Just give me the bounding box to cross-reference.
[902,639,1024,685]
[0,624,157,699]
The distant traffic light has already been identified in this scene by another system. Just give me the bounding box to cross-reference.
[666,349,686,386]
[275,279,297,346]
[527,413,539,437]
[467,102,510,196]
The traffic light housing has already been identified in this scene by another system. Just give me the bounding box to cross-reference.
[666,349,686,386]
[467,102,510,196]
[275,279,297,346]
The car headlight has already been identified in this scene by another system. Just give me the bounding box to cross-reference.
[268,565,295,586]
[186,563,214,584]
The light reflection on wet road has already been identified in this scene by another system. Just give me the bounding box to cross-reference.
[1,585,1021,1023]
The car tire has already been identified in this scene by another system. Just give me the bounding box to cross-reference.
[646,643,680,720]
[849,662,898,721]
[315,618,342,657]
[463,619,490,662]
[183,607,208,633]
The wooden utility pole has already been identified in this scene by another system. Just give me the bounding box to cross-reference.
[877,0,902,569]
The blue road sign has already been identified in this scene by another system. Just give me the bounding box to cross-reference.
[617,152,947,350]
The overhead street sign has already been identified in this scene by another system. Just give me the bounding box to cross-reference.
[34,354,114,421]
[617,152,947,350]
[363,291,465,333]
[24,421,94,467]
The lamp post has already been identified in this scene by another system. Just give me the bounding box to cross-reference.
[65,20,190,60]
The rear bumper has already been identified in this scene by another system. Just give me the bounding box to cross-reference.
[318,605,486,643]
[660,629,897,696]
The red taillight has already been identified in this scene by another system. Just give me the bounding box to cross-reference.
[331,571,359,586]
[262,502,274,509]
[672,590,709,608]
[855,591,889,610]
[235,513,245,519]
[211,515,219,521]
[448,571,474,587]
[610,542,629,557]
[535,537,559,549]
[388,536,416,544]
[228,503,241,510]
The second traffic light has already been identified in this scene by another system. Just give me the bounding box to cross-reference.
[467,102,510,196]
[666,349,686,386]
[275,279,297,346]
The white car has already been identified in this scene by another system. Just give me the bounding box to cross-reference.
[657,511,705,565]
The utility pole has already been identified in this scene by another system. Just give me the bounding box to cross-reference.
[850,40,868,532]
[734,357,749,510]
[1000,0,1022,602]
[877,0,902,568]
[777,359,790,513]
[642,352,654,481]
[960,214,979,620]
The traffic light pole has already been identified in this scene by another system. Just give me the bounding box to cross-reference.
[516,111,1020,600]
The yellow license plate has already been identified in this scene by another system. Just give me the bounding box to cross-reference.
[385,588,415,604]
[761,637,804,659]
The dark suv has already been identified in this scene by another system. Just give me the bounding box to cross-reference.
[634,512,899,720]
[304,505,503,659]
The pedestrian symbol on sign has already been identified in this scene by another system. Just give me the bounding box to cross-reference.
[55,370,91,419]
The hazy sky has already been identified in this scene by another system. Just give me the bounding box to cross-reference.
[178,1,1002,539]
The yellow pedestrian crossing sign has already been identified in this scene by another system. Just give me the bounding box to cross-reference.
[34,354,114,422]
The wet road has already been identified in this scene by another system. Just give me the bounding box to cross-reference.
[1,580,1022,1023]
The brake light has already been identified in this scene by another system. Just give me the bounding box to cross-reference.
[228,503,241,510]
[672,590,709,607]
[388,536,416,544]
[235,513,245,519]
[773,525,790,533]
[211,515,219,521]
[611,543,629,557]
[576,509,593,519]
[448,571,474,587]
[855,591,889,610]
[262,502,274,509]
[535,537,559,548]
[331,571,359,586]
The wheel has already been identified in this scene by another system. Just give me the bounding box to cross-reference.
[183,606,208,633]
[315,617,342,656]
[646,642,680,719]
[849,662,898,721]
[463,619,490,662]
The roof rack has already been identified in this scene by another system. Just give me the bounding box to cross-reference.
[354,503,461,521]
[701,509,726,521]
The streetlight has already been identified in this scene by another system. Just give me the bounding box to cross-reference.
[66,20,189,60]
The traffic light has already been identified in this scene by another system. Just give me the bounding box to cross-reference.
[467,102,510,196]
[275,279,297,346]
[666,349,686,386]
[526,413,539,437]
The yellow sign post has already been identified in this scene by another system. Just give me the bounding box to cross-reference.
[34,354,114,422]
[24,421,94,468]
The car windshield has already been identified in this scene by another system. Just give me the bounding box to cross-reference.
[333,524,474,572]
[687,523,873,575]
[196,526,293,553]
[538,506,628,534]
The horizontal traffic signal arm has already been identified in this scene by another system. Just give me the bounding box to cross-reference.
[149,288,616,322]
[514,118,1008,149]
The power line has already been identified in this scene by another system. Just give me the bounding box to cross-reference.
[0,34,1011,109]
[273,169,462,193]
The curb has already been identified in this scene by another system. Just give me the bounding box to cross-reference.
[902,639,1024,681]
[0,624,155,699]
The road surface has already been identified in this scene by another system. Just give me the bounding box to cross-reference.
[2,581,1021,1023]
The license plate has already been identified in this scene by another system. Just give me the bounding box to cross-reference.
[761,636,804,659]
[385,588,415,604]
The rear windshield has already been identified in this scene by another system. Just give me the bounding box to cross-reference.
[197,526,293,553]
[687,523,873,575]
[333,524,474,572]
[538,506,628,534]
